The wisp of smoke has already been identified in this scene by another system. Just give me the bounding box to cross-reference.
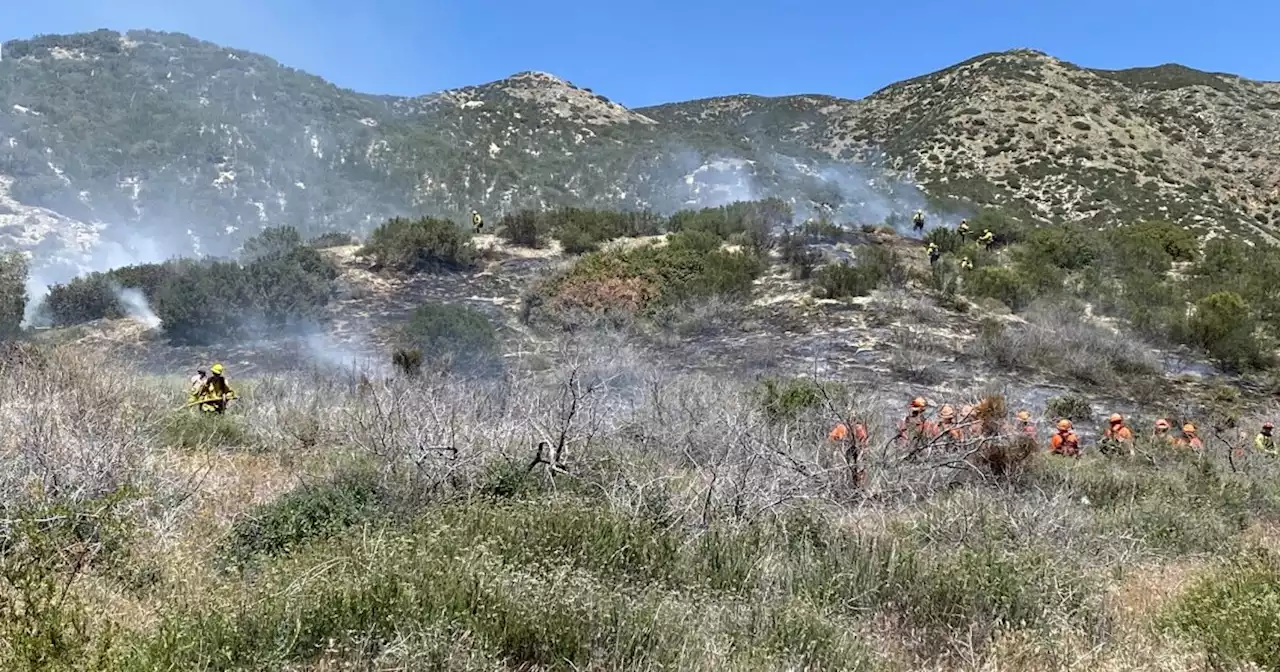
[114,286,161,330]
[301,329,390,378]
[667,147,971,238]
[22,230,190,327]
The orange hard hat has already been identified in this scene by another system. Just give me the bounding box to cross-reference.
[1155,419,1171,430]
[1016,410,1031,422]
[910,397,927,409]
[939,404,955,419]
[1057,419,1072,431]
[1109,413,1123,424]
[1183,423,1196,433]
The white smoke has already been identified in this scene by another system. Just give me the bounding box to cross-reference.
[114,286,161,330]
[668,148,970,236]
[22,230,188,327]
[300,329,388,378]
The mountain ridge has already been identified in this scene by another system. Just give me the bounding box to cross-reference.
[1,28,1278,282]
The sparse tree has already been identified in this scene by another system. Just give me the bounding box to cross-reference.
[0,251,29,339]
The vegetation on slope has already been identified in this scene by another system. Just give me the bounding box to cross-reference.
[35,225,339,343]
[1,200,1280,669]
[1,338,1280,670]
[5,29,1280,262]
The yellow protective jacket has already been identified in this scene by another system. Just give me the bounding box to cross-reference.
[190,374,237,409]
[1257,433,1276,455]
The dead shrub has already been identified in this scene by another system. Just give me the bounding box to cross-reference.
[0,347,164,508]
[552,275,657,314]
[972,303,1161,389]
[974,434,1038,479]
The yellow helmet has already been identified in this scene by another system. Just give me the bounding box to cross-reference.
[210,363,224,375]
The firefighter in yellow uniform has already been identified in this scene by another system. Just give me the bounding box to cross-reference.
[190,362,238,414]
[472,210,484,234]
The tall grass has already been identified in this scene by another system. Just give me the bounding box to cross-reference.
[2,340,1279,669]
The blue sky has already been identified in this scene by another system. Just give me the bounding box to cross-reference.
[3,0,1276,108]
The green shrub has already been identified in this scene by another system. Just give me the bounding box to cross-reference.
[778,229,822,280]
[1187,238,1280,341]
[43,246,337,338]
[898,544,1099,658]
[307,231,355,248]
[0,494,133,671]
[860,246,908,286]
[812,247,904,300]
[556,222,605,255]
[42,273,122,325]
[925,227,964,255]
[360,216,477,273]
[497,209,546,248]
[800,217,845,241]
[399,302,499,369]
[666,198,790,251]
[42,261,176,326]
[240,225,304,263]
[546,207,665,254]
[545,231,764,316]
[390,347,423,376]
[812,261,879,299]
[968,208,1027,245]
[754,376,844,423]
[1185,291,1269,371]
[0,251,27,338]
[150,260,252,344]
[1020,224,1101,271]
[1107,220,1196,265]
[964,266,1035,311]
[151,245,338,344]
[218,468,387,569]
[1161,547,1280,670]
[1045,394,1093,421]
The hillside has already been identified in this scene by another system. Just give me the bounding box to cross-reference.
[2,31,1279,280]
[5,29,1280,670]
[646,50,1280,240]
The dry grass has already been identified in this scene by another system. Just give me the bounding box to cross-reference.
[1,336,1278,670]
[972,302,1163,389]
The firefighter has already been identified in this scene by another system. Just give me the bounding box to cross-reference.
[190,362,237,414]
[1050,419,1081,457]
[1100,413,1134,456]
[1256,422,1275,455]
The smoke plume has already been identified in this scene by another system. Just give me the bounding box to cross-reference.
[114,286,161,330]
